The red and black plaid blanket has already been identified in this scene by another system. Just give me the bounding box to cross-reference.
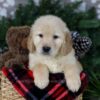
[2,65,88,100]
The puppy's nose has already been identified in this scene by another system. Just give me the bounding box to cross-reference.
[43,46,51,53]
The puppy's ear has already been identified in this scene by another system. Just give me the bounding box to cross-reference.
[27,32,35,53]
[59,32,73,56]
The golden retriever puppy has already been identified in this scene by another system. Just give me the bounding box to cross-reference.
[27,15,83,92]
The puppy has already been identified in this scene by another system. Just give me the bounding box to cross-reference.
[27,15,83,92]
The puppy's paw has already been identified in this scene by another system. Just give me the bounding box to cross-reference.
[34,78,49,89]
[33,63,49,89]
[66,75,81,92]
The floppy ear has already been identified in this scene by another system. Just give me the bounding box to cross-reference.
[27,32,35,53]
[59,32,73,56]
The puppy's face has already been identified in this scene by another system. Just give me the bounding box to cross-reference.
[28,15,72,57]
[33,28,64,57]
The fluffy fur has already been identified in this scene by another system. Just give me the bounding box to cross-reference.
[28,15,83,92]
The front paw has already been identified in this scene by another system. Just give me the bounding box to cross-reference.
[66,75,81,92]
[32,63,49,89]
[34,78,49,89]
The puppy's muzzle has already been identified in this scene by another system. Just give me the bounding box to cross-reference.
[42,46,51,55]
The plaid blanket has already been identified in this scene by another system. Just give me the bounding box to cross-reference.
[2,65,88,100]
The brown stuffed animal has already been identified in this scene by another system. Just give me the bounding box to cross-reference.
[0,26,30,69]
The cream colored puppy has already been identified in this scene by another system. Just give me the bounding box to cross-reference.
[27,15,83,92]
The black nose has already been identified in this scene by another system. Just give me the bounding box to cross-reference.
[43,46,51,53]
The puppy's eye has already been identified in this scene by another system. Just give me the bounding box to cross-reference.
[53,35,59,39]
[38,34,43,38]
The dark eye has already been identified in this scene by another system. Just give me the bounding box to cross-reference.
[53,35,59,39]
[38,34,43,38]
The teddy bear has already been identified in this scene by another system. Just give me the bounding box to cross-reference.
[0,26,30,69]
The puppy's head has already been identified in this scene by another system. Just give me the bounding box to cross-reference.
[28,15,73,57]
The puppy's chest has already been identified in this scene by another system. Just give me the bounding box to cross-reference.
[43,58,63,73]
[31,55,64,73]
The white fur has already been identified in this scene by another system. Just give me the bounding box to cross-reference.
[28,15,83,92]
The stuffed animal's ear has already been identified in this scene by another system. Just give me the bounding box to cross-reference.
[27,32,35,53]
[59,32,73,56]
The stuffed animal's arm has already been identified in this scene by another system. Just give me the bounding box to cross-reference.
[5,54,28,68]
[0,51,14,69]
